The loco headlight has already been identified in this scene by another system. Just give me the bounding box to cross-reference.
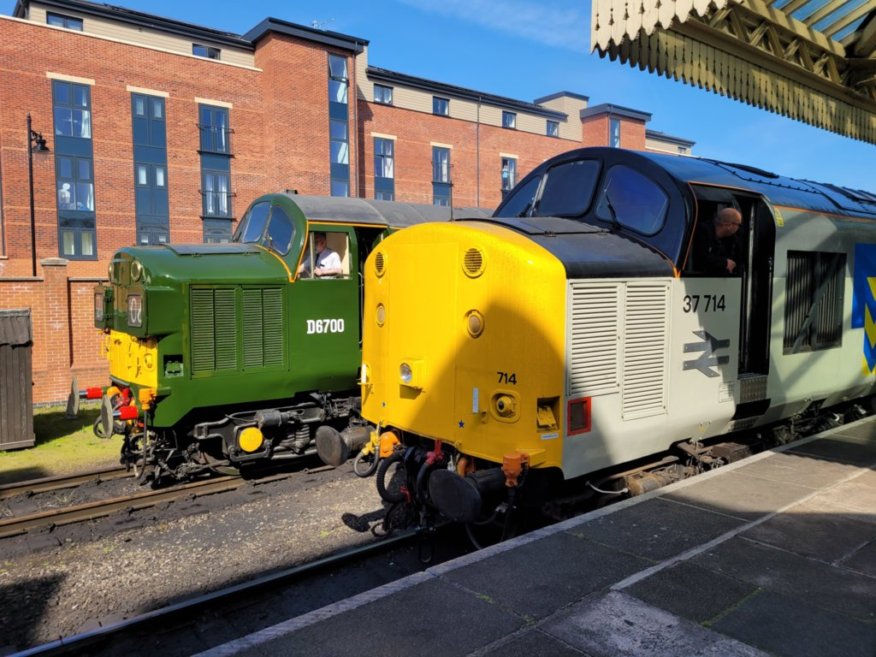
[127,294,143,327]
[400,362,413,384]
[130,260,143,281]
[94,291,105,323]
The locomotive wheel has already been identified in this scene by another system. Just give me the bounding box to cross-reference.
[376,451,407,504]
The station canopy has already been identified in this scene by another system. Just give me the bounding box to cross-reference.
[591,0,876,144]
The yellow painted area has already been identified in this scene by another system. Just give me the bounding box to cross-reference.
[104,330,158,387]
[362,222,567,470]
[866,303,876,348]
[238,427,264,453]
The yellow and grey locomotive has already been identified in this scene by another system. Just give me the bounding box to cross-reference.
[362,147,876,535]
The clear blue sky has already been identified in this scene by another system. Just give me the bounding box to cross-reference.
[4,0,873,191]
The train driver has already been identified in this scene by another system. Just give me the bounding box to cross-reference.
[298,231,343,278]
[693,207,744,276]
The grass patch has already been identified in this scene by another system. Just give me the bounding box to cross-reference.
[0,405,122,485]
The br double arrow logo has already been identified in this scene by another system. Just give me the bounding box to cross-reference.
[683,330,730,378]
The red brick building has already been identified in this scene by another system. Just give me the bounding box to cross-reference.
[0,0,693,404]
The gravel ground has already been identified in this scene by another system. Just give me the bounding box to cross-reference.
[0,464,386,654]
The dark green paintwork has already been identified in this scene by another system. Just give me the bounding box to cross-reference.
[99,193,386,430]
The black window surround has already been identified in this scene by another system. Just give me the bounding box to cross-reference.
[53,79,96,260]
[192,43,221,59]
[502,111,517,129]
[198,105,233,155]
[47,12,83,30]
[547,120,559,137]
[433,96,449,117]
[374,84,393,105]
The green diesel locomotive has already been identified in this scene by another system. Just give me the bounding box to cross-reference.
[92,194,484,482]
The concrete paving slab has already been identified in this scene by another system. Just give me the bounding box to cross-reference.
[741,496,876,562]
[691,536,876,621]
[662,469,814,520]
[541,591,767,657]
[442,531,649,621]
[840,538,876,577]
[567,498,743,561]
[624,561,757,624]
[829,421,876,444]
[732,450,859,489]
[710,589,876,657]
[806,468,876,519]
[480,629,589,656]
[787,437,876,467]
[247,577,526,657]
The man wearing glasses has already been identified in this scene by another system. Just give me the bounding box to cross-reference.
[693,207,744,275]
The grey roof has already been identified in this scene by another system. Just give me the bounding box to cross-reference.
[367,67,569,120]
[15,0,252,49]
[580,103,652,122]
[243,18,367,52]
[285,195,491,228]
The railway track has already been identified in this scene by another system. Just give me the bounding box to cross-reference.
[0,466,131,501]
[15,526,435,657]
[0,473,252,539]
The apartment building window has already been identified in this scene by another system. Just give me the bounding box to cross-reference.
[610,118,621,147]
[199,105,231,154]
[501,157,517,197]
[328,54,350,197]
[546,120,559,137]
[198,104,233,240]
[432,146,451,206]
[192,44,221,59]
[502,111,517,129]
[132,94,169,245]
[374,84,393,105]
[52,80,95,259]
[433,96,449,116]
[374,137,394,201]
[47,12,83,30]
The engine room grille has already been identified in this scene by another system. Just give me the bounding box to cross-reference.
[622,282,669,420]
[191,287,238,374]
[243,288,284,368]
[568,282,621,397]
[190,287,285,374]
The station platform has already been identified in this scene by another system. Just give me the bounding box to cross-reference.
[198,417,876,657]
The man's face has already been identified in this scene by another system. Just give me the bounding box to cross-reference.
[717,218,742,238]
[315,236,326,253]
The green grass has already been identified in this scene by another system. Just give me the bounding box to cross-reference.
[0,405,123,485]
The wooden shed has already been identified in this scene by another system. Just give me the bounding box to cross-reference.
[0,309,34,450]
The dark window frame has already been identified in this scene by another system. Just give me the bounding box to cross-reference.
[501,156,517,196]
[609,117,621,148]
[374,137,395,201]
[53,80,96,260]
[502,111,517,129]
[546,120,559,137]
[201,168,233,219]
[432,96,450,117]
[192,43,221,59]
[132,93,169,245]
[47,11,83,30]
[198,105,232,155]
[374,84,393,105]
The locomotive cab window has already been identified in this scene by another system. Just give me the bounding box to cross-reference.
[299,231,350,279]
[594,165,668,236]
[235,202,269,243]
[534,159,600,218]
[264,206,295,255]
